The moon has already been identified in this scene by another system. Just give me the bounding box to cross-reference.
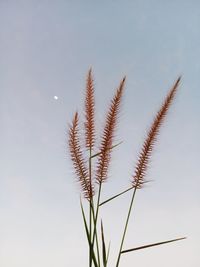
[54,95,58,100]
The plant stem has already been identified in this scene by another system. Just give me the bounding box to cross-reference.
[94,182,102,266]
[80,198,98,267]
[89,152,101,267]
[91,182,102,267]
[115,187,137,267]
[89,150,92,267]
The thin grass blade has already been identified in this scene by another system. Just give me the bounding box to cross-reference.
[80,199,99,267]
[101,220,107,267]
[106,242,111,266]
[121,237,186,254]
[99,187,132,206]
[100,180,153,206]
[91,141,123,159]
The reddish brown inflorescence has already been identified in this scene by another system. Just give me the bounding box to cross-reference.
[132,77,181,189]
[68,112,94,199]
[85,68,95,151]
[96,77,126,184]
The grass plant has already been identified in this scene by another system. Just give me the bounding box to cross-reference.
[68,69,186,267]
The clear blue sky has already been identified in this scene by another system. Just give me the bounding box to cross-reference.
[1,1,200,267]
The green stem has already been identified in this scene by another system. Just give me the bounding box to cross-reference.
[93,182,102,266]
[89,150,92,267]
[89,151,101,267]
[80,198,98,267]
[115,187,137,267]
[90,182,102,267]
[95,227,101,267]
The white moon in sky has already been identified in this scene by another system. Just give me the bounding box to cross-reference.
[54,96,58,100]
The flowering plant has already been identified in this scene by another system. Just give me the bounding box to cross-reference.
[68,69,185,267]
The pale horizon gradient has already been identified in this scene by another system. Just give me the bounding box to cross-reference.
[1,1,200,267]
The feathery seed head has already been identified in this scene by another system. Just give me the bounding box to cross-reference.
[68,112,94,199]
[132,77,181,189]
[96,77,126,184]
[85,68,95,151]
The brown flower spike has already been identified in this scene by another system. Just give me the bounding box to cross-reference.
[96,77,126,184]
[68,112,93,199]
[85,68,95,151]
[132,77,181,189]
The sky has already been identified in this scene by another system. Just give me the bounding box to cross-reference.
[0,1,200,267]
